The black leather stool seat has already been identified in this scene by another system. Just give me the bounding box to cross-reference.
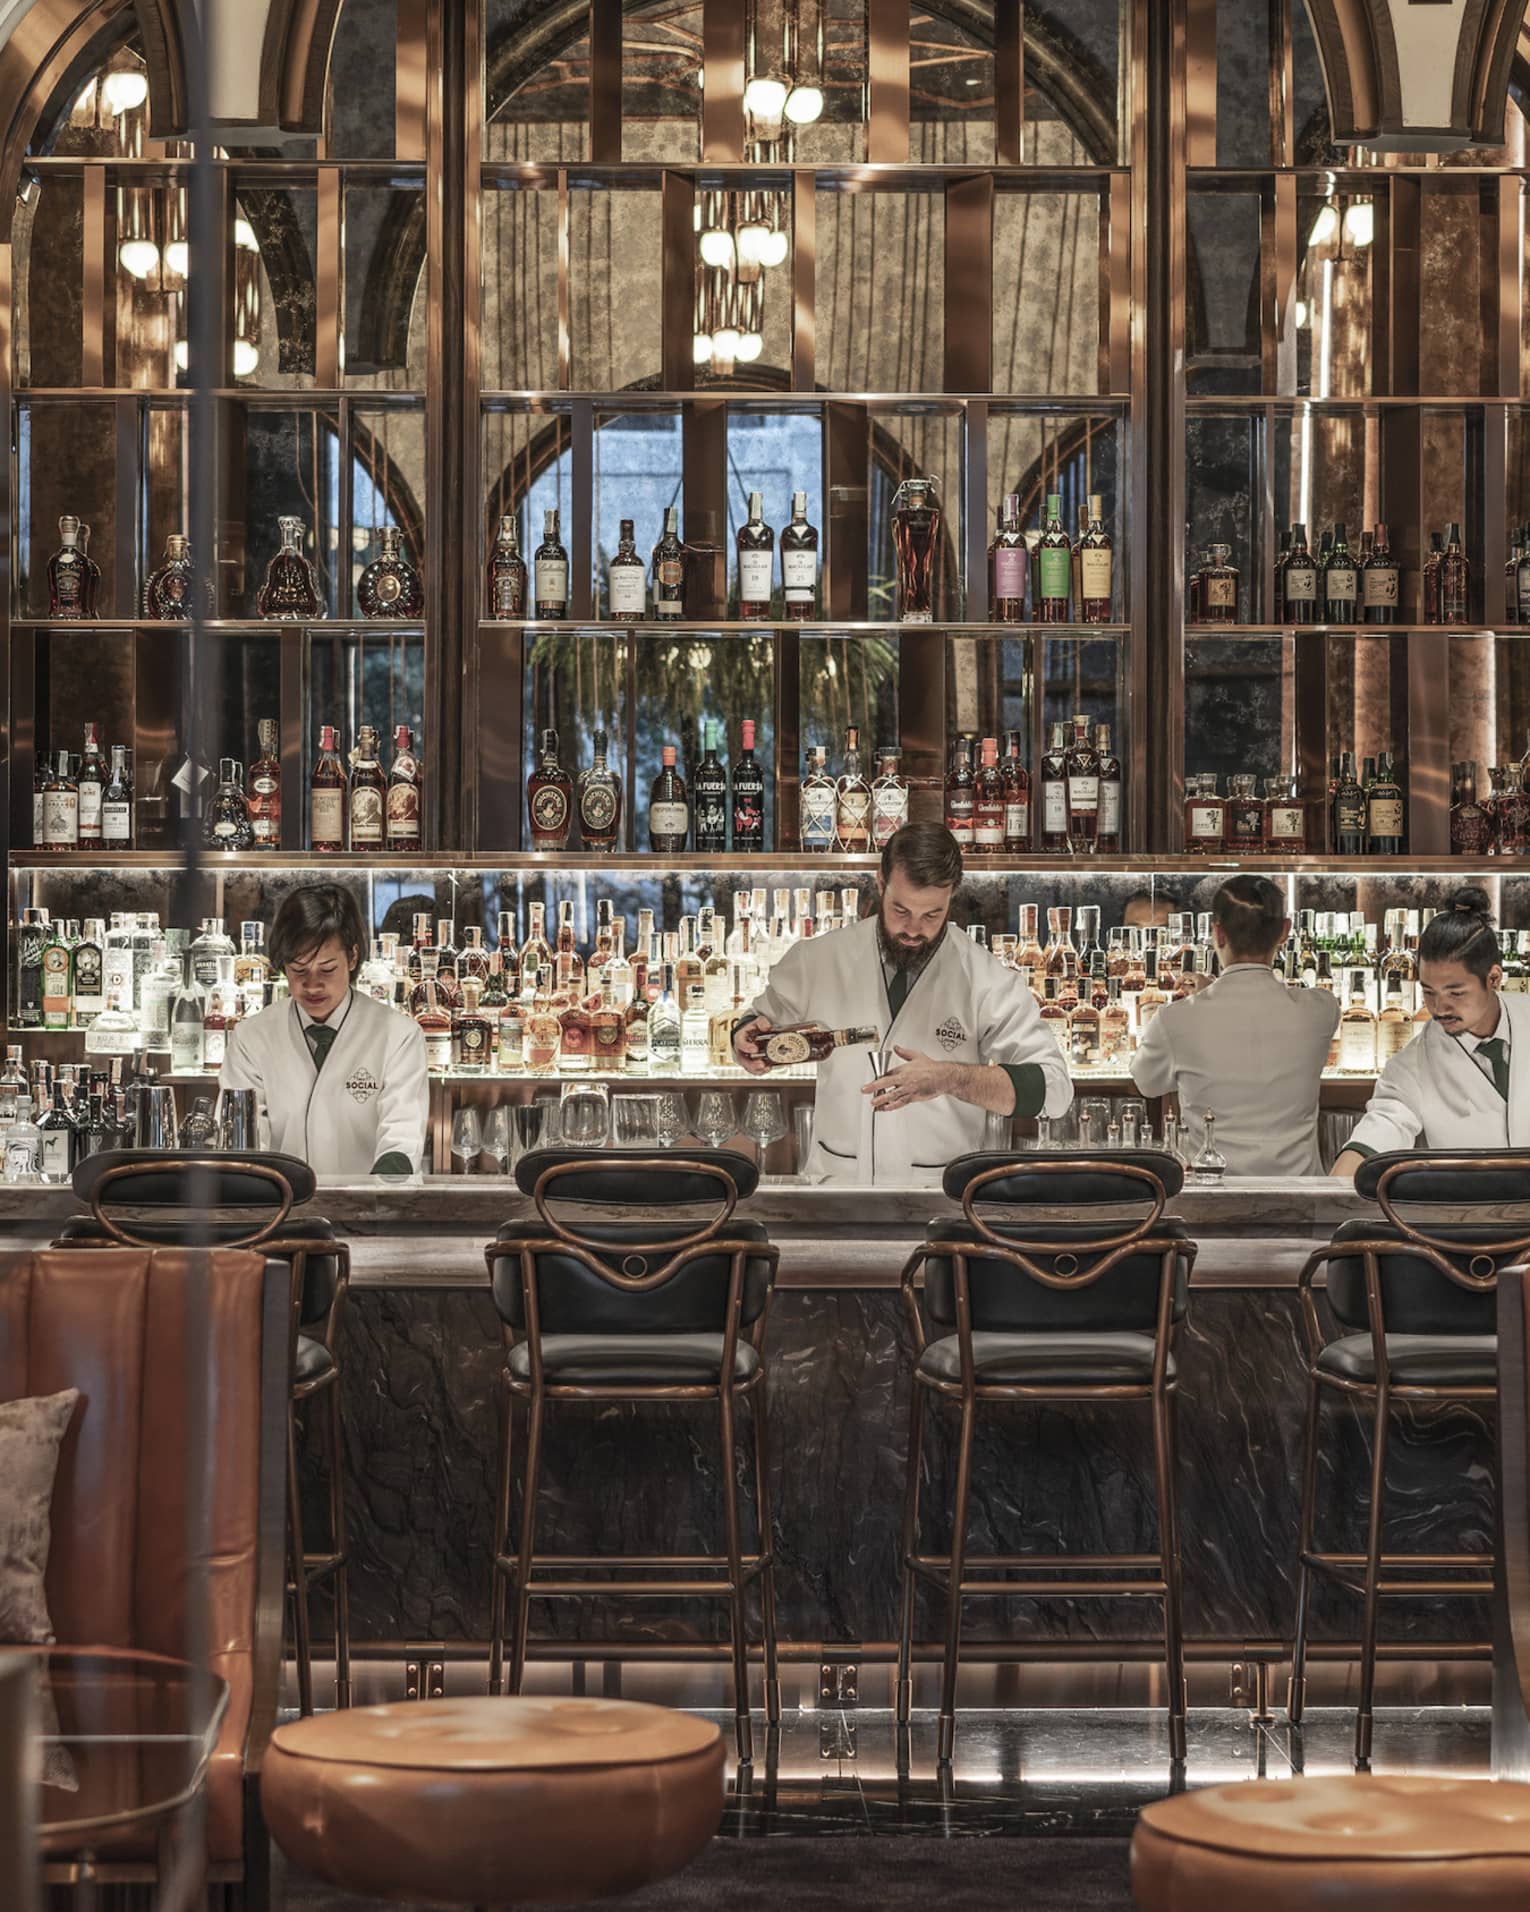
[917,1329,1170,1387]
[56,1213,341,1325]
[1316,1333,1496,1388]
[491,1219,773,1335]
[507,1334,760,1386]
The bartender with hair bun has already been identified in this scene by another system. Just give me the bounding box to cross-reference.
[1332,888,1526,1176]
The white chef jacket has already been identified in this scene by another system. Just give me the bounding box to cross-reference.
[218,987,429,1175]
[1129,963,1340,1176]
[746,916,1073,1186]
[1347,989,1530,1158]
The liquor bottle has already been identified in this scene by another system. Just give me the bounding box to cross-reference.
[732,719,766,851]
[357,525,424,618]
[1331,751,1367,857]
[527,727,573,851]
[834,725,872,852]
[1064,714,1100,854]
[72,919,105,1024]
[781,489,819,620]
[651,506,686,621]
[13,909,47,1031]
[257,515,324,619]
[487,513,527,618]
[203,960,235,1067]
[76,723,106,844]
[649,744,690,851]
[170,960,206,1075]
[1184,773,1226,853]
[1362,521,1399,625]
[999,730,1031,852]
[891,475,942,622]
[101,745,134,847]
[1200,543,1239,624]
[801,745,837,852]
[1440,521,1470,625]
[943,735,976,847]
[1422,530,1444,624]
[1367,750,1404,854]
[1095,724,1122,852]
[519,902,552,982]
[872,745,909,848]
[693,722,730,852]
[246,719,281,846]
[1225,773,1265,849]
[415,980,453,1073]
[577,727,622,851]
[452,979,492,1074]
[386,724,422,851]
[534,508,569,618]
[139,939,180,1055]
[675,982,707,1074]
[47,515,96,620]
[988,493,1028,623]
[1078,494,1113,623]
[607,517,647,622]
[1039,722,1070,853]
[1338,983,1376,1073]
[204,758,254,851]
[39,751,79,848]
[1282,522,1318,622]
[1450,762,1493,855]
[1322,522,1358,623]
[646,966,680,1071]
[737,490,774,619]
[40,919,71,1030]
[591,982,626,1074]
[522,968,558,1074]
[310,724,348,852]
[1264,775,1306,851]
[1376,973,1413,1061]
[1036,493,1072,622]
[349,725,386,849]
[36,1084,76,1184]
[972,736,1005,855]
[143,533,198,619]
[758,1023,880,1068]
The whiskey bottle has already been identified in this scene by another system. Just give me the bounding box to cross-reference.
[737,490,774,619]
[519,901,552,982]
[607,517,647,622]
[1283,522,1318,622]
[237,717,279,848]
[310,724,348,852]
[41,919,71,1030]
[357,525,423,618]
[1440,521,1470,625]
[349,724,386,849]
[1225,773,1264,849]
[1331,751,1367,857]
[1078,493,1113,623]
[527,727,573,851]
[1095,723,1122,851]
[558,962,594,1072]
[651,506,686,621]
[780,489,819,620]
[891,476,942,622]
[801,745,837,852]
[257,515,324,620]
[1200,543,1239,624]
[693,722,730,852]
[1035,493,1072,623]
[39,751,79,848]
[1063,714,1100,853]
[487,514,527,618]
[1039,721,1070,853]
[415,980,453,1073]
[1001,730,1031,851]
[649,744,690,852]
[1322,522,1358,623]
[1264,775,1306,852]
[204,758,253,851]
[1339,984,1377,1073]
[988,492,1028,623]
[144,533,199,620]
[758,1023,880,1068]
[834,725,872,852]
[386,724,422,851]
[1184,774,1226,853]
[77,723,106,844]
[1367,750,1405,854]
[591,982,626,1074]
[15,909,48,1028]
[973,736,1005,855]
[453,979,492,1074]
[732,718,767,851]
[47,515,95,620]
[534,509,569,619]
[872,746,909,848]
[72,920,105,1024]
[1362,521,1399,625]
[577,727,622,851]
[1422,530,1445,624]
[1450,762,1493,855]
[101,745,134,846]
[943,735,976,847]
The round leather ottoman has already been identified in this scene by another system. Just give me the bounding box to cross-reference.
[1132,1775,1530,1910]
[260,1695,725,1906]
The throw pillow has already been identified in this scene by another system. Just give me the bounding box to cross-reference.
[0,1388,80,1644]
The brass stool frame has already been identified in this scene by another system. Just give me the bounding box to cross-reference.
[1288,1155,1517,1764]
[62,1157,352,1716]
[484,1155,780,1763]
[895,1158,1194,1763]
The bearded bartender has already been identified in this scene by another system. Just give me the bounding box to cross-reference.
[732,822,1073,1185]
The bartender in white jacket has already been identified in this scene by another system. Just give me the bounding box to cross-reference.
[732,821,1073,1185]
[1130,874,1338,1175]
[219,883,428,1176]
[1333,887,1525,1176]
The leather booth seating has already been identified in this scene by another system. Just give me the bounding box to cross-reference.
[487,1149,779,1763]
[59,1150,351,1714]
[0,1245,288,1886]
[1132,1774,1530,1909]
[1288,1150,1528,1763]
[261,1695,724,1905]
[897,1151,1195,1762]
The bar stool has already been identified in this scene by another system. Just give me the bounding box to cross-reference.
[485,1148,779,1763]
[1288,1149,1530,1764]
[895,1150,1194,1763]
[60,1148,352,1715]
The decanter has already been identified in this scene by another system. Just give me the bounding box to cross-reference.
[1190,1111,1227,1185]
[357,525,423,618]
[891,475,942,622]
[144,533,203,620]
[256,516,324,620]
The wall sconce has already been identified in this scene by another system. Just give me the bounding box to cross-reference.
[699,190,736,268]
[783,0,824,125]
[233,243,262,378]
[118,184,160,280]
[744,0,788,128]
[1342,200,1374,248]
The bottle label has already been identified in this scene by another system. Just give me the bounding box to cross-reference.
[1363,566,1399,607]
[782,549,817,600]
[498,1012,525,1069]
[205,1026,227,1068]
[102,801,132,842]
[1067,774,1099,813]
[739,550,773,603]
[534,557,568,606]
[1337,797,1366,834]
[836,789,871,842]
[1325,565,1357,602]
[579,780,618,835]
[734,795,764,845]
[40,792,78,844]
[1369,797,1404,836]
[1004,798,1029,839]
[974,809,1004,848]
[78,782,103,830]
[608,565,646,615]
[1284,568,1317,603]
[650,800,689,839]
[386,784,421,842]
[695,793,728,843]
[1080,548,1112,600]
[311,788,345,844]
[763,1030,814,1066]
[491,567,525,617]
[873,783,909,845]
[1099,782,1121,836]
[655,559,685,612]
[53,569,84,613]
[802,787,836,849]
[993,547,1027,597]
[1340,1024,1376,1070]
[4,1137,36,1178]
[594,1018,623,1053]
[1188,804,1224,840]
[1043,781,1068,833]
[458,1022,490,1064]
[530,784,570,835]
[1039,547,1071,602]
[1204,576,1236,608]
[171,1028,204,1073]
[351,786,385,846]
[42,945,70,996]
[73,946,103,1011]
[425,1030,452,1071]
[40,1131,70,1177]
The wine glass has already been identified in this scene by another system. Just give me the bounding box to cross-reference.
[693,1090,737,1150]
[654,1091,688,1149]
[559,1080,610,1149]
[483,1105,512,1173]
[450,1105,482,1175]
[741,1090,787,1167]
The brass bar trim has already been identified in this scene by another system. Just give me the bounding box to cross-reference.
[557,167,570,391]
[702,0,745,163]
[943,175,992,395]
[395,0,429,163]
[867,0,910,166]
[995,2,1025,167]
[315,166,342,389]
[1184,0,1217,169]
[965,399,989,622]
[659,171,695,393]
[1407,629,1451,855]
[570,399,594,621]
[791,175,815,393]
[81,166,109,389]
[589,0,622,166]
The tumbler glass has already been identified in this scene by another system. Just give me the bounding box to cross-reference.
[559,1080,610,1148]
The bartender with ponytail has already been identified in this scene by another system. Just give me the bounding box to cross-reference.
[1332,887,1524,1176]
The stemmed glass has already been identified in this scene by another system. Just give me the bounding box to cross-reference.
[693,1090,738,1150]
[450,1106,482,1174]
[483,1105,512,1173]
[654,1092,688,1148]
[741,1090,787,1167]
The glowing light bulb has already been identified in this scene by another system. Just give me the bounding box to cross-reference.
[699,227,735,269]
[784,83,824,126]
[1294,299,1309,328]
[1308,203,1339,248]
[743,75,788,122]
[118,238,160,280]
[761,228,790,268]
[736,330,764,362]
[100,70,149,115]
[233,337,260,377]
[712,325,741,360]
[234,217,259,251]
[1343,201,1374,247]
[164,240,189,279]
[173,339,189,372]
[693,331,713,365]
[736,219,770,271]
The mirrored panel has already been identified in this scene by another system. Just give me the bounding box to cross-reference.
[992,190,1103,396]
[344,182,428,391]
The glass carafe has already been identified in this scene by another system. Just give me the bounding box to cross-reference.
[891,475,942,623]
[256,515,324,620]
[1190,1111,1227,1184]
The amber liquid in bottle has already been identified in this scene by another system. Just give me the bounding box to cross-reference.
[1077,494,1113,623]
[247,717,282,847]
[386,724,422,851]
[988,493,1028,624]
[527,727,573,851]
[487,515,527,618]
[310,724,348,852]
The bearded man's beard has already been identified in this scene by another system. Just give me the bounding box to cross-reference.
[877,906,944,973]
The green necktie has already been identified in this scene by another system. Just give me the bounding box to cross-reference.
[306,1022,338,1072]
[1477,1035,1511,1101]
[886,966,910,1021]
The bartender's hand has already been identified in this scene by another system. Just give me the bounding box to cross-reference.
[864,1046,953,1112]
[1178,969,1213,996]
[732,1015,772,1076]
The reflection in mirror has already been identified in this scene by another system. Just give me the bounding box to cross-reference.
[482,187,560,391]
[345,184,427,391]
[991,193,1101,397]
[485,0,590,160]
[1185,635,1285,789]
[815,189,944,393]
[802,632,897,781]
[15,177,83,388]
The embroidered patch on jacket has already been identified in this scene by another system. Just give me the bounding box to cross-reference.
[936,1017,966,1053]
[346,1068,380,1104]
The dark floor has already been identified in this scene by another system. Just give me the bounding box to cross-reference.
[286,1703,1493,1909]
